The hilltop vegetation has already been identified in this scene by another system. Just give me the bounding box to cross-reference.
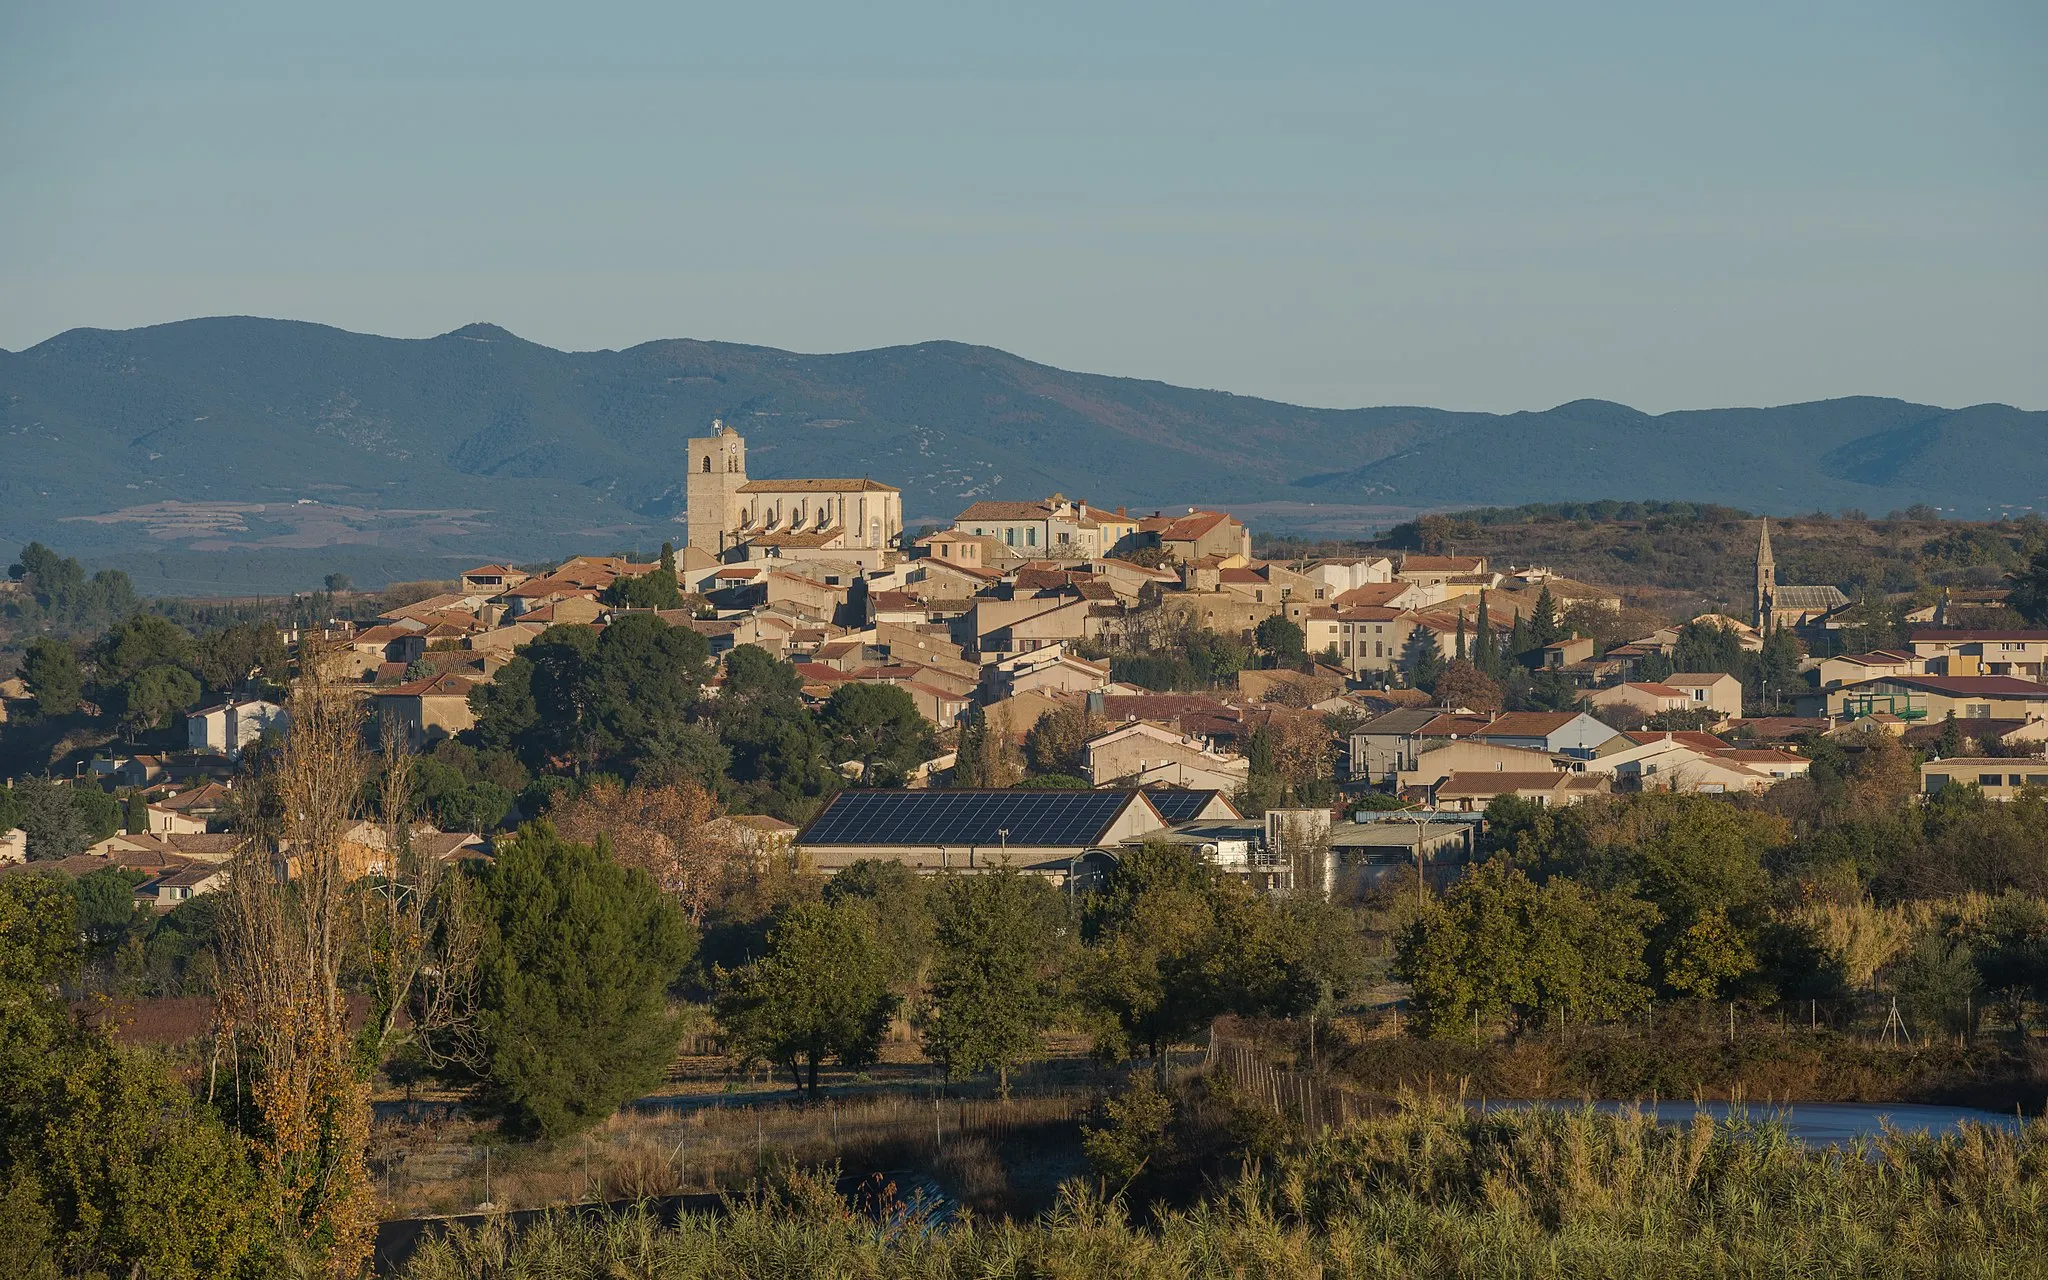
[5,317,2046,592]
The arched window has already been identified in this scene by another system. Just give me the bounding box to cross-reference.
[701,456,712,473]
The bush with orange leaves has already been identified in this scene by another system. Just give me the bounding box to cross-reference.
[549,778,748,924]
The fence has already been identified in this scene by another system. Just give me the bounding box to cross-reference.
[1205,1037,1380,1134]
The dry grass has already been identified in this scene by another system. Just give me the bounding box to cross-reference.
[371,1092,1085,1220]
[394,1100,2048,1279]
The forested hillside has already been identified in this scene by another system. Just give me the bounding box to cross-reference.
[4,317,2045,593]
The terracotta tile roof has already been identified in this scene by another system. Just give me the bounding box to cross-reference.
[1143,510,1233,541]
[1667,672,1739,685]
[956,500,1056,521]
[1400,555,1485,573]
[1333,583,1414,608]
[377,673,481,698]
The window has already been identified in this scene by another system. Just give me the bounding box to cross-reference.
[701,456,712,472]
[2027,775,2048,786]
[940,545,951,558]
[1967,704,1992,718]
[1005,529,1015,546]
[1979,774,2004,787]
[1374,642,1383,658]
[2010,775,2024,787]
[1027,528,1037,547]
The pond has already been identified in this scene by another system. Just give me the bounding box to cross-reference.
[1478,1099,2028,1144]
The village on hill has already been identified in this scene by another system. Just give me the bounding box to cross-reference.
[9,419,2045,907]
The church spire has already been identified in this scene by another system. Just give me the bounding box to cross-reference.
[1755,518,1776,629]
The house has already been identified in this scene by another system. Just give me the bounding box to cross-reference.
[1900,717,2048,754]
[983,646,1111,700]
[795,787,1181,877]
[1722,716,1831,743]
[1908,630,2048,680]
[901,680,974,727]
[460,564,530,594]
[916,528,1009,571]
[705,813,800,869]
[1395,555,1488,589]
[1084,721,1250,789]
[186,699,286,758]
[1470,712,1623,760]
[0,828,25,865]
[1920,758,2048,802]
[1428,771,1609,812]
[1542,636,1597,668]
[1665,672,1743,720]
[1396,741,1572,791]
[1348,709,1497,783]
[372,673,482,748]
[1818,649,1924,690]
[1587,682,1695,717]
[152,782,234,828]
[141,801,209,836]
[1137,509,1251,563]
[967,598,1097,656]
[1331,581,1433,611]
[1585,737,1808,793]
[1332,607,1415,675]
[1297,557,1396,596]
[951,496,1138,561]
[135,863,230,908]
[1828,675,2048,724]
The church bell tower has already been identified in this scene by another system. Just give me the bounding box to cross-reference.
[685,421,748,556]
[1755,518,1777,630]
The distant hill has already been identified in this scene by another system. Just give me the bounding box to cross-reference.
[3,317,2042,593]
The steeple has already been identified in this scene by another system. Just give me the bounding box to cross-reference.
[1755,518,1776,630]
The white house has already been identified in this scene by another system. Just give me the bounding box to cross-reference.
[187,699,287,759]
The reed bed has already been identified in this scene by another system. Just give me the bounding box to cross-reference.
[396,1099,2048,1279]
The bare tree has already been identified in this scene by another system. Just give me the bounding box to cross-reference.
[354,718,486,1072]
[216,642,376,1275]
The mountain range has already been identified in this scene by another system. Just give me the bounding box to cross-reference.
[3,317,2043,593]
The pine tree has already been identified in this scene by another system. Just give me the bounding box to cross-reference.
[1507,614,1530,666]
[659,540,677,577]
[475,825,695,1136]
[1936,711,1964,759]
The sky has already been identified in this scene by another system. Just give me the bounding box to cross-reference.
[1,0,2042,413]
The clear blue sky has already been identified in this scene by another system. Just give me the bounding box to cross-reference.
[2,0,2041,412]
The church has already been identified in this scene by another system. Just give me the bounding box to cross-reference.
[685,421,903,564]
[1754,518,1849,629]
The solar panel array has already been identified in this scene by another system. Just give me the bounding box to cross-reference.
[801,789,1135,848]
[1143,789,1219,823]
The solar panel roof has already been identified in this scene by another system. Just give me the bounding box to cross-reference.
[801,789,1142,848]
[1144,789,1222,823]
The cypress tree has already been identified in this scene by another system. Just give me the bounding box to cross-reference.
[1474,593,1495,675]
[1455,609,1468,662]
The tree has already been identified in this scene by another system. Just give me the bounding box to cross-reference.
[1937,711,1965,760]
[1672,619,1745,676]
[91,614,193,689]
[1401,625,1444,690]
[952,702,1021,787]
[823,858,937,982]
[1891,929,1981,1042]
[1395,860,1660,1035]
[659,541,677,576]
[1433,659,1503,712]
[601,569,684,611]
[2008,547,2048,625]
[324,573,353,593]
[822,682,934,785]
[118,663,202,735]
[1024,702,1100,777]
[1473,592,1497,675]
[716,649,841,822]
[194,623,287,697]
[1530,585,1561,647]
[15,779,92,861]
[581,613,713,770]
[924,869,1068,1095]
[1254,615,1307,668]
[549,778,742,924]
[1661,907,1757,1001]
[1454,610,1467,662]
[715,901,897,1098]
[0,877,273,1278]
[21,638,81,718]
[472,824,694,1137]
[468,654,540,758]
